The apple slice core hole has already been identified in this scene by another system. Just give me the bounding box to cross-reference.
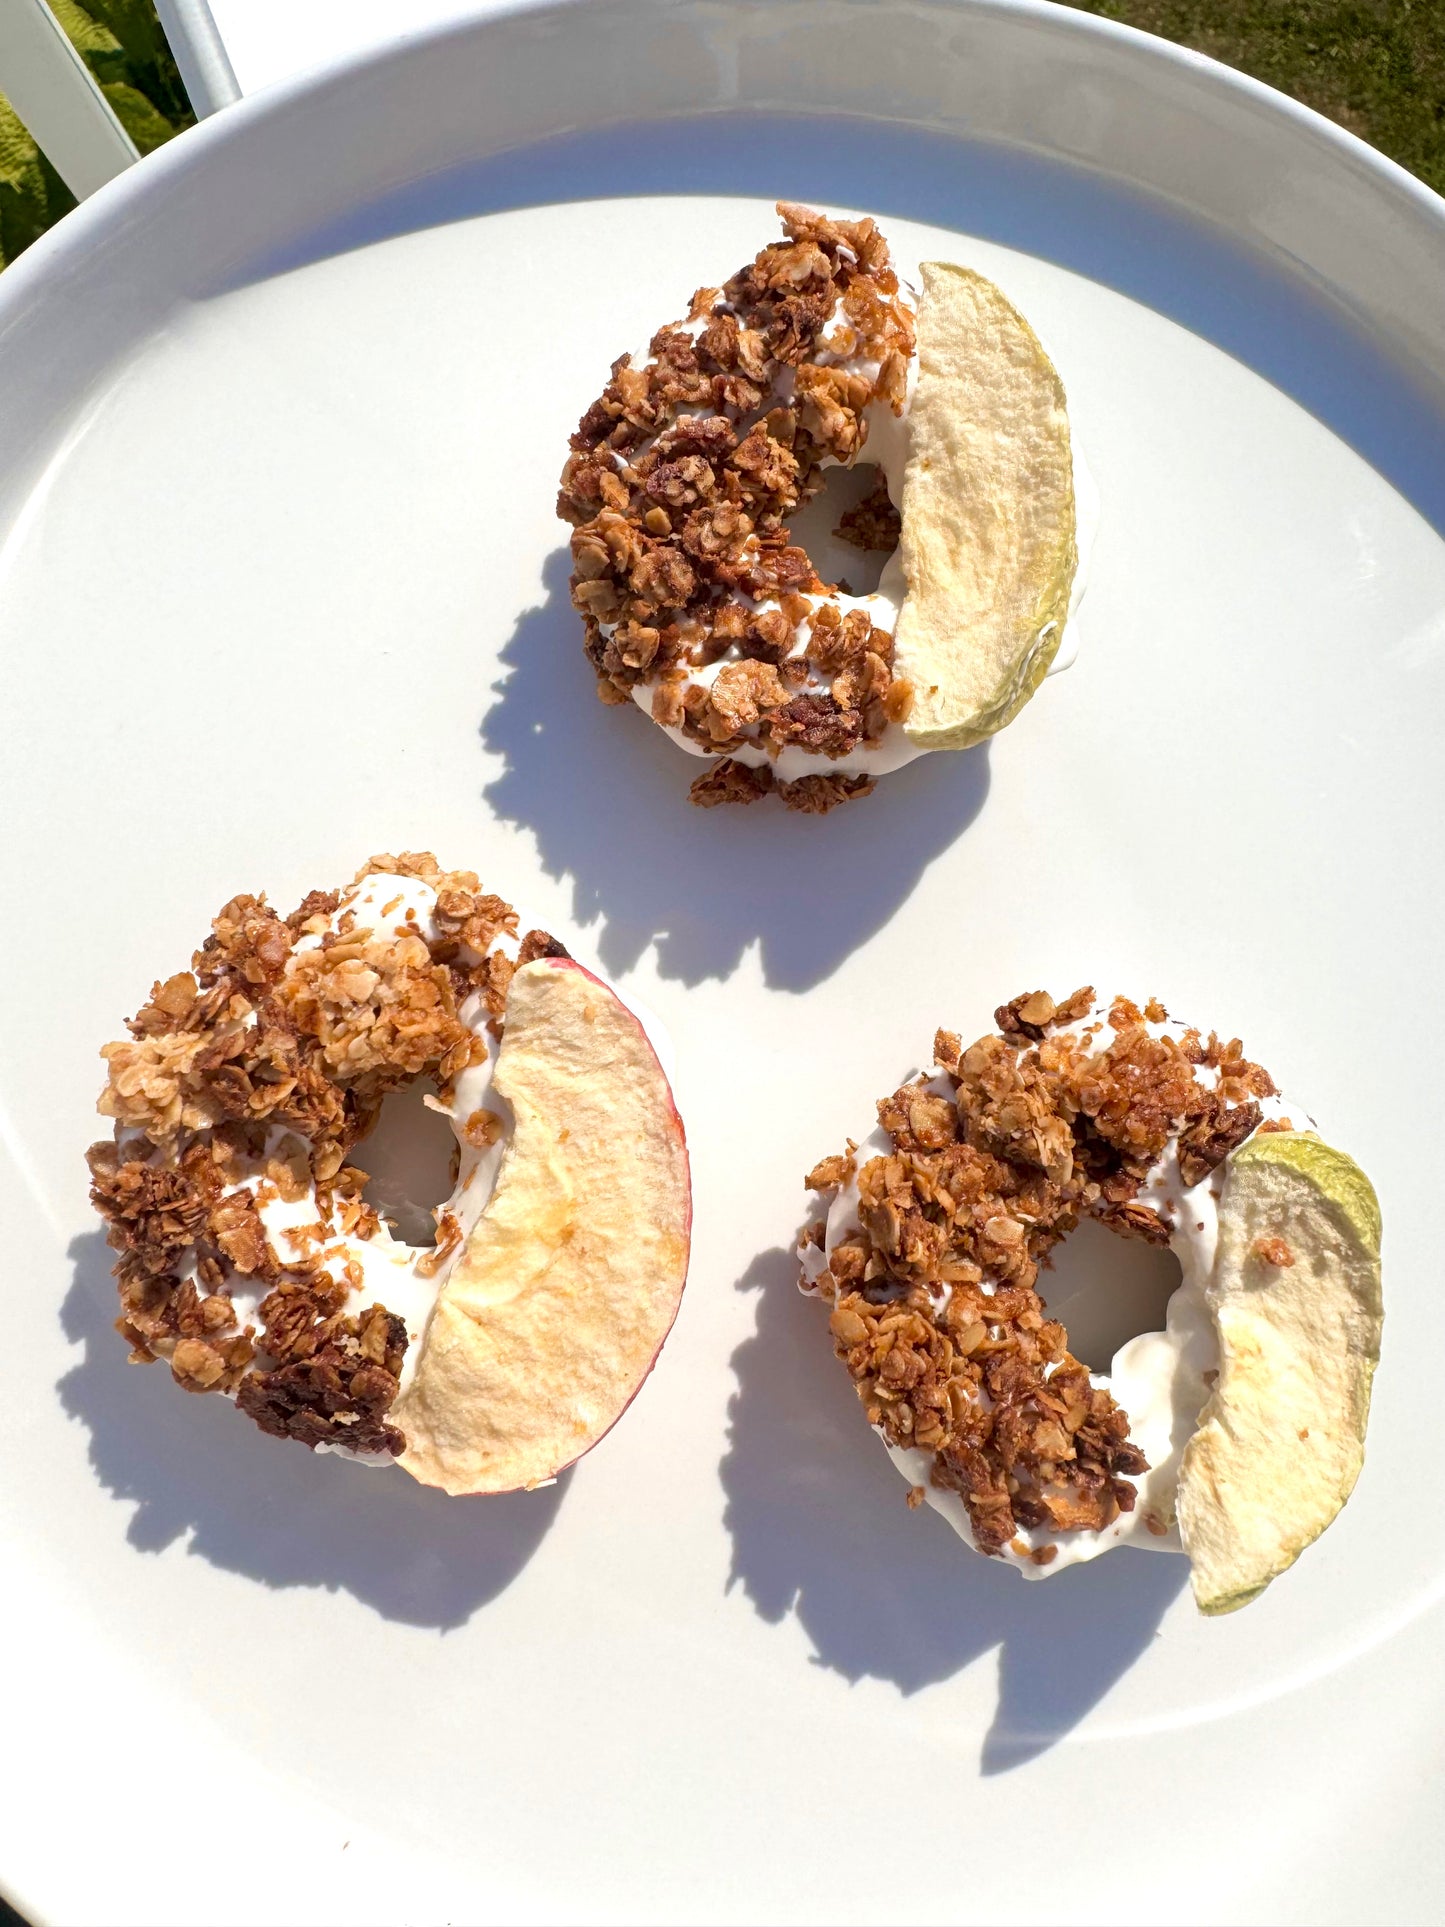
[785,461,894,595]
[359,1080,459,1248]
[1035,1219,1183,1373]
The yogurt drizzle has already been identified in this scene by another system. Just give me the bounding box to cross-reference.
[622,281,1099,780]
[124,871,666,1466]
[802,1002,1308,1575]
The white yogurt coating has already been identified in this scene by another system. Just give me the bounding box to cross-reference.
[130,871,669,1465]
[801,1002,1309,1576]
[623,278,1099,779]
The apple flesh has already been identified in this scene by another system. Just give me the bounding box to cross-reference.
[1177,1132,1383,1614]
[894,261,1078,750]
[391,959,691,1495]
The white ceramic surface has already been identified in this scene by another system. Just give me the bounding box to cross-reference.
[206,0,477,96]
[3,5,1444,1923]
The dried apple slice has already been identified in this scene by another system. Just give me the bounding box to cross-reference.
[392,959,691,1495]
[894,261,1078,749]
[1177,1132,1383,1614]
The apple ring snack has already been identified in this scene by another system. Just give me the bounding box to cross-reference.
[557,202,1094,812]
[86,854,691,1495]
[799,991,1382,1613]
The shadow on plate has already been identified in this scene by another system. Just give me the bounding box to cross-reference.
[480,547,991,990]
[58,1230,566,1630]
[720,1246,1187,1772]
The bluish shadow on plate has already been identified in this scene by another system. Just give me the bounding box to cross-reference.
[221,112,1445,542]
[720,1247,1187,1772]
[479,546,991,990]
[58,1231,566,1629]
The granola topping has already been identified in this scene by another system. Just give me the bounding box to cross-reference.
[800,993,1309,1576]
[559,202,1095,811]
[86,857,568,1461]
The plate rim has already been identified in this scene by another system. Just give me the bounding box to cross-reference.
[3,0,1444,358]
[4,4,1445,1923]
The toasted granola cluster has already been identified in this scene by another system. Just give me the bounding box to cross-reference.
[557,203,917,812]
[86,853,565,1456]
[801,991,1280,1559]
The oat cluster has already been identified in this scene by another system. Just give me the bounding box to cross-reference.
[801,992,1280,1558]
[558,203,917,812]
[86,854,565,1456]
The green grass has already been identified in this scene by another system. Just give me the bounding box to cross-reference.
[1065,0,1445,193]
[0,0,193,267]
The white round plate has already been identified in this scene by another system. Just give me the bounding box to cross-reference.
[3,5,1443,1923]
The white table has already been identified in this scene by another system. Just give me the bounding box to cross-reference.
[205,0,482,96]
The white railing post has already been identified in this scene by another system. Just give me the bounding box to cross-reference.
[151,0,240,117]
[0,0,138,198]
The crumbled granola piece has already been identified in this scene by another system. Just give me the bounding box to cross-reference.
[702,659,788,741]
[415,1209,464,1280]
[805,1151,855,1192]
[689,759,775,807]
[835,472,902,553]
[516,928,570,966]
[1052,986,1096,1026]
[1095,1198,1173,1246]
[995,990,1056,1041]
[464,1109,504,1150]
[86,855,532,1456]
[777,772,875,813]
[883,677,914,724]
[1178,1095,1263,1187]
[559,203,917,805]
[171,1337,227,1391]
[802,993,1279,1558]
[236,1343,405,1456]
[769,692,863,759]
[1253,1236,1295,1268]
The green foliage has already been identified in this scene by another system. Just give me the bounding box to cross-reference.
[0,0,194,267]
[0,91,75,268]
[56,0,193,136]
[1064,0,1445,195]
[98,79,183,155]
